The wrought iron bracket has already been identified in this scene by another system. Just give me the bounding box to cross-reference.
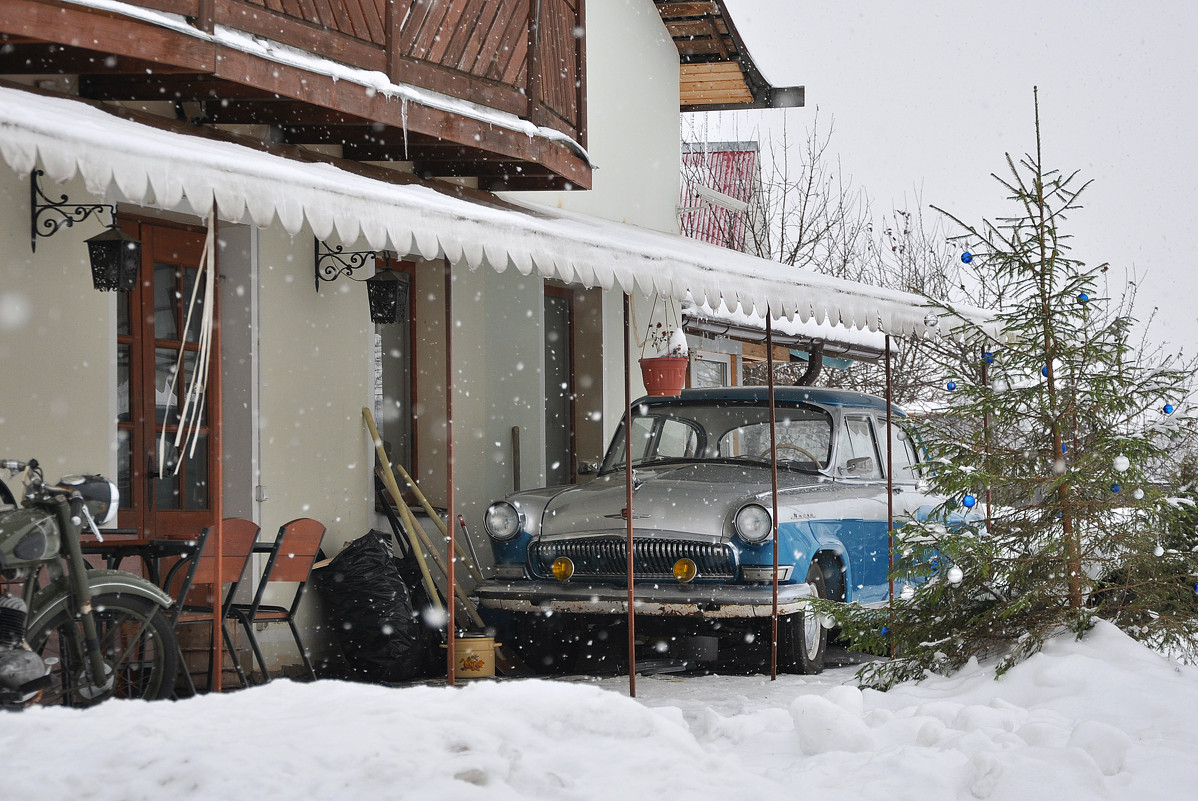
[314,238,381,292]
[30,168,118,253]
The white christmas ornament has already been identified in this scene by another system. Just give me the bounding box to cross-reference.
[1113,454,1130,473]
[1154,545,1165,557]
[947,566,964,585]
[900,584,915,600]
[1133,488,1145,500]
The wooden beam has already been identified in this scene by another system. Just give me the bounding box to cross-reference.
[0,0,216,72]
[655,2,721,18]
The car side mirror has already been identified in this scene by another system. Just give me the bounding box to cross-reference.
[844,456,875,476]
[577,460,599,477]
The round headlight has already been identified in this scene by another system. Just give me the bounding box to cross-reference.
[484,501,523,541]
[734,503,773,544]
[552,557,575,582]
[672,558,698,583]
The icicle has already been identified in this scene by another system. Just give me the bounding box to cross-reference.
[401,97,409,161]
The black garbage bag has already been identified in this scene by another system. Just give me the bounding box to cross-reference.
[314,530,434,683]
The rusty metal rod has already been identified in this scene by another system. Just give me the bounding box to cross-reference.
[624,293,636,697]
[445,260,456,687]
[767,308,779,681]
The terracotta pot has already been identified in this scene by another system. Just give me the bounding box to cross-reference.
[639,356,689,397]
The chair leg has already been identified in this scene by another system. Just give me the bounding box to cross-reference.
[220,620,249,689]
[288,619,317,681]
[174,635,197,698]
[235,611,272,683]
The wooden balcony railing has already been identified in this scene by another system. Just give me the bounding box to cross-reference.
[134,0,585,146]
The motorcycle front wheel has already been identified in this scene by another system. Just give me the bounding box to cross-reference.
[27,593,179,706]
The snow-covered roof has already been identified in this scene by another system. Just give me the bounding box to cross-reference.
[0,86,994,339]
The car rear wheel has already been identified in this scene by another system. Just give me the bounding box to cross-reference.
[778,562,827,674]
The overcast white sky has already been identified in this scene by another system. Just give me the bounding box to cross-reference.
[711,0,1198,353]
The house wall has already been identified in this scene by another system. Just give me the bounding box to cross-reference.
[0,170,116,490]
[504,0,683,449]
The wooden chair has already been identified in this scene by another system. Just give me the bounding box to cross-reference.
[228,518,326,683]
[165,517,261,693]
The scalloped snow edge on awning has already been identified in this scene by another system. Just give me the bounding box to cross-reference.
[0,87,996,341]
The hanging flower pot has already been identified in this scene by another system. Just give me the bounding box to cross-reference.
[639,355,689,397]
[638,295,690,397]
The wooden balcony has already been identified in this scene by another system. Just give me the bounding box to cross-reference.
[0,0,590,189]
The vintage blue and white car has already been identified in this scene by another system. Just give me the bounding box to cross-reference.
[474,386,936,674]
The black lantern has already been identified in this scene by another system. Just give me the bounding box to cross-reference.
[365,269,407,325]
[86,226,143,292]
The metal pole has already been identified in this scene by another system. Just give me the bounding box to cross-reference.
[623,294,636,697]
[445,260,456,687]
[211,214,224,691]
[766,308,779,681]
[885,335,895,658]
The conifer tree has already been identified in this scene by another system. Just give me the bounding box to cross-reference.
[827,90,1197,690]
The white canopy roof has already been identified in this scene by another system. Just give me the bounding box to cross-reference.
[0,86,992,339]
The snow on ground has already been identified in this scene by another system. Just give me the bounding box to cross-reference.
[3,621,1197,800]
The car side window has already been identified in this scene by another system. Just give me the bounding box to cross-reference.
[629,415,700,462]
[656,418,700,459]
[837,415,883,479]
[888,421,923,481]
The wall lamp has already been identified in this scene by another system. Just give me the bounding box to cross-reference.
[314,238,408,324]
[30,169,142,292]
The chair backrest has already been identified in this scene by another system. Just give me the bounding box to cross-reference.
[171,518,261,612]
[246,518,326,615]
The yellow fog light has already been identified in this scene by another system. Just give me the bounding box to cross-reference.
[673,558,698,583]
[552,557,575,582]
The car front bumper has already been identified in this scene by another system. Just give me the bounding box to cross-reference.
[473,578,816,618]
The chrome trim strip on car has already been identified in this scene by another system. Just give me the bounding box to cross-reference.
[529,537,737,581]
[473,579,814,618]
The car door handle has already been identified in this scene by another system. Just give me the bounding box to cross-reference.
[891,486,904,494]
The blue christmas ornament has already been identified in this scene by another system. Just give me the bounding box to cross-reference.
[1078,292,1090,303]
[1062,444,1068,454]
[881,626,890,636]
[1194,582,1198,595]
[983,352,994,364]
[963,494,977,508]
[1042,366,1049,377]
[946,381,957,392]
[961,252,973,264]
[1165,403,1176,415]
[1111,483,1121,493]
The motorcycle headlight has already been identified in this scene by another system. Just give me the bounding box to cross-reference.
[734,503,773,544]
[60,474,120,527]
[484,501,523,541]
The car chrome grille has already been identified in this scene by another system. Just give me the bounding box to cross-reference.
[530,538,737,580]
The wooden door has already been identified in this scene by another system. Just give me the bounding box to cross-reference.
[116,219,218,539]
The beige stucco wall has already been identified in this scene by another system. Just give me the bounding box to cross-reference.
[0,169,116,489]
[253,224,374,545]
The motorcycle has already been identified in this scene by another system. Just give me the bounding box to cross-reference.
[0,459,179,707]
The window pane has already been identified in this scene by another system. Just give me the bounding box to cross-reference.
[117,292,130,337]
[184,433,209,509]
[116,429,131,509]
[155,349,180,425]
[155,465,180,510]
[117,345,130,422]
[181,268,205,344]
[153,263,179,340]
[692,358,727,388]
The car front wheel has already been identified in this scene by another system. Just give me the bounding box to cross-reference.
[778,562,827,674]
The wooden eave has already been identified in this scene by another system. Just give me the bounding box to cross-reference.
[654,0,804,112]
[0,0,591,190]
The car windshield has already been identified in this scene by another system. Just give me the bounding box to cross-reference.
[600,400,833,474]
